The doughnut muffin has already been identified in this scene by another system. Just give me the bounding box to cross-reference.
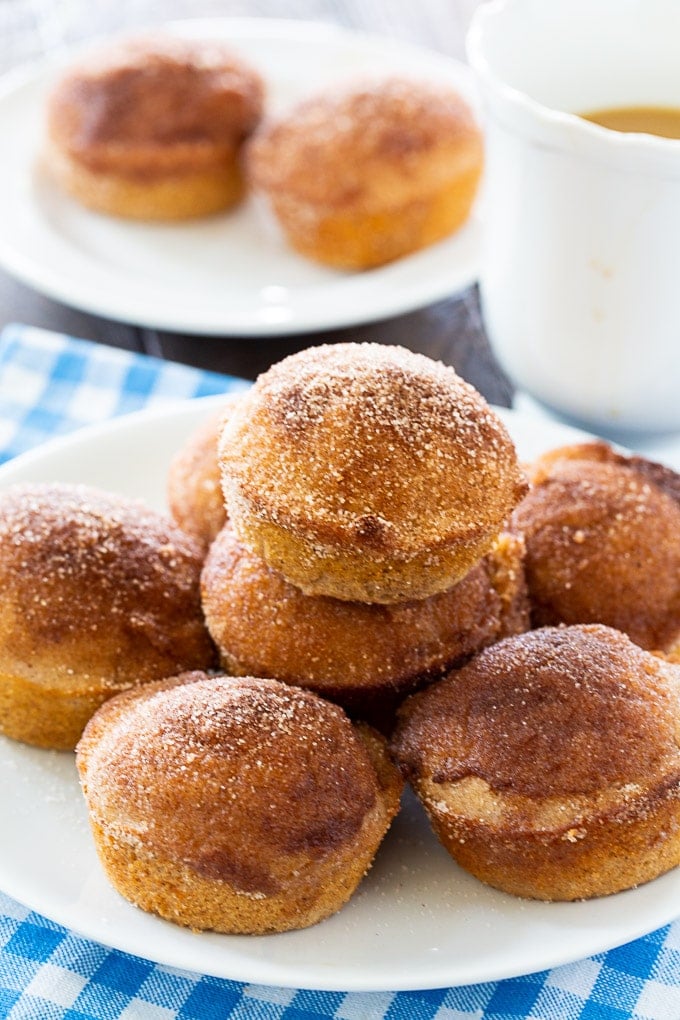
[392,624,680,901]
[218,343,527,604]
[247,77,483,269]
[45,35,264,219]
[201,526,528,728]
[0,483,215,750]
[512,442,680,654]
[76,672,403,934]
[167,396,243,550]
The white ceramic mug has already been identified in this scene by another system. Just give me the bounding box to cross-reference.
[467,0,680,436]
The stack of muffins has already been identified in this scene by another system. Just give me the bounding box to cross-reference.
[201,342,529,728]
[163,342,680,911]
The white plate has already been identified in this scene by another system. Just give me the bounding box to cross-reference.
[0,19,481,337]
[1,399,678,993]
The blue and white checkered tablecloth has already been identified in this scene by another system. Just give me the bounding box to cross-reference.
[1,323,680,1020]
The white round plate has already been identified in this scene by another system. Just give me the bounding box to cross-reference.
[0,19,481,337]
[1,399,677,992]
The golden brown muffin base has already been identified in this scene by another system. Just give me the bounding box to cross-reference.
[227,499,502,606]
[82,718,402,934]
[416,774,680,901]
[267,166,480,270]
[89,816,383,933]
[46,143,245,220]
[0,670,108,751]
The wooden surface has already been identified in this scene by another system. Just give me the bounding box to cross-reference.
[0,0,513,405]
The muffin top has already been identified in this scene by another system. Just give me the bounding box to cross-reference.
[47,35,264,175]
[219,342,526,562]
[0,482,214,691]
[513,442,680,650]
[393,624,680,799]
[247,77,482,210]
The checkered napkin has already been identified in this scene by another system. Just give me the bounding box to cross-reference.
[1,324,680,1020]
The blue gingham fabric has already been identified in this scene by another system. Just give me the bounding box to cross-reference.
[1,324,680,1020]
[0,324,249,466]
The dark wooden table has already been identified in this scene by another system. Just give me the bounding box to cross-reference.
[0,0,512,407]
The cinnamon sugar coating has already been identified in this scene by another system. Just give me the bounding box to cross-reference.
[248,77,480,209]
[48,35,264,178]
[246,77,483,268]
[77,673,403,933]
[0,483,215,749]
[201,526,528,729]
[218,343,527,604]
[167,397,243,550]
[45,35,264,218]
[512,442,680,653]
[392,624,680,900]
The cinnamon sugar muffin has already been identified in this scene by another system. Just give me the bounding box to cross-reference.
[77,672,403,934]
[45,35,264,219]
[218,343,527,604]
[201,526,528,728]
[247,77,483,269]
[0,483,215,750]
[167,396,243,550]
[512,442,680,655]
[392,624,680,901]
